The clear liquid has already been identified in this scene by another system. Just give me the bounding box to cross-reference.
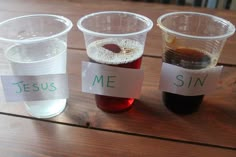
[6,39,66,63]
[5,39,67,118]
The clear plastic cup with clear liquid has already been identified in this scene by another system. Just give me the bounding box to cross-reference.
[0,14,73,118]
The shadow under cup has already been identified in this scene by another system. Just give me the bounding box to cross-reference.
[157,12,235,114]
[77,11,153,113]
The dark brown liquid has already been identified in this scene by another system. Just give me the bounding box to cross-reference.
[163,48,211,114]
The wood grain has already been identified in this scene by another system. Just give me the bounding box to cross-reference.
[0,0,235,65]
[0,114,236,156]
[66,50,236,149]
[0,0,236,155]
[1,49,236,149]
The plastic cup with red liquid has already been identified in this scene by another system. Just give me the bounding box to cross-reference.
[78,11,153,113]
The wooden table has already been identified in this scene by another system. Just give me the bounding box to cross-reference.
[0,0,236,156]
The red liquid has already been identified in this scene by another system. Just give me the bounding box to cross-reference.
[163,48,211,114]
[92,57,142,113]
[87,41,143,113]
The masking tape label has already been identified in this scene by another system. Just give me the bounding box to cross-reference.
[1,74,69,102]
[159,63,223,96]
[82,61,144,98]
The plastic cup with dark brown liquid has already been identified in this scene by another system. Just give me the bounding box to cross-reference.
[157,12,235,114]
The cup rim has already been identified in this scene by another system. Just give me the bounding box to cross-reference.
[77,11,153,37]
[0,14,73,44]
[157,11,235,40]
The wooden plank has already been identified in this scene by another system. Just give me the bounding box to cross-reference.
[1,49,236,149]
[0,114,236,156]
[0,0,235,65]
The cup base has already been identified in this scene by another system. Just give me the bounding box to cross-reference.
[95,95,134,113]
[97,104,133,113]
[25,99,67,118]
[162,92,203,115]
[164,103,200,115]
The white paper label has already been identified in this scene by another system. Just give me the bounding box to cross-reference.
[159,63,223,96]
[82,61,144,98]
[1,74,69,102]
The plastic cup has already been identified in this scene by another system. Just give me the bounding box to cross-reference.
[157,12,235,114]
[77,11,153,113]
[0,14,73,118]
